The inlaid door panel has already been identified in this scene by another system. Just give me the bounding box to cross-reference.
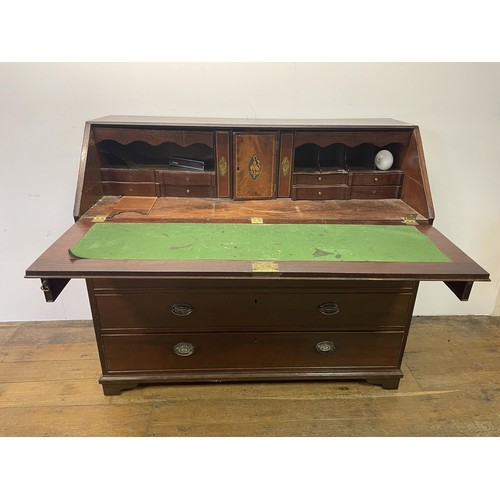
[234,132,277,199]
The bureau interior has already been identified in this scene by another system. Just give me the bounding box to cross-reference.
[75,123,432,222]
[96,140,215,169]
[293,139,406,171]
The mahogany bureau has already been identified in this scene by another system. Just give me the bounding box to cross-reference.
[25,117,489,395]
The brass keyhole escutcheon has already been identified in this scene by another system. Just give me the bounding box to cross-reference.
[318,302,340,315]
[315,341,336,354]
[171,303,193,316]
[173,342,195,357]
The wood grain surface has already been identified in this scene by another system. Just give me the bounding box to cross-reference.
[1,316,499,436]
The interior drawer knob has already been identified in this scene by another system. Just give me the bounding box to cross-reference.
[318,302,340,315]
[171,303,193,316]
[173,342,195,357]
[315,341,336,354]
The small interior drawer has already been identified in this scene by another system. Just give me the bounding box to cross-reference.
[102,182,158,196]
[349,171,404,186]
[294,171,348,186]
[349,185,402,199]
[161,184,216,197]
[101,168,156,182]
[159,170,215,186]
[292,185,348,200]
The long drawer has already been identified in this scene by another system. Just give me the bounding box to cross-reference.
[93,286,415,332]
[102,331,405,372]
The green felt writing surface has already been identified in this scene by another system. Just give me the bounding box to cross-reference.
[68,223,450,263]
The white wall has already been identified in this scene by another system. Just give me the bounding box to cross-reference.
[1,62,499,321]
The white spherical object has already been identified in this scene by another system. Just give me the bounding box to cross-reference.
[374,150,394,171]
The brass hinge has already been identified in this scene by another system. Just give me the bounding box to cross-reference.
[403,214,418,225]
[250,217,263,224]
[92,215,107,223]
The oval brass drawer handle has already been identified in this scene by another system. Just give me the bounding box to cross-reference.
[315,341,336,354]
[171,303,193,316]
[173,342,195,357]
[318,302,340,315]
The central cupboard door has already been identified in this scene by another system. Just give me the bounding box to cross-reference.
[234,132,277,199]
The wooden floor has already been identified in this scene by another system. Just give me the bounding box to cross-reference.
[1,316,499,436]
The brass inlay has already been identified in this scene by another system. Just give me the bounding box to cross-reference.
[281,156,290,176]
[252,261,279,273]
[250,217,263,224]
[218,156,228,176]
[248,154,262,180]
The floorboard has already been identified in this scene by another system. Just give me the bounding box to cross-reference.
[0,316,499,436]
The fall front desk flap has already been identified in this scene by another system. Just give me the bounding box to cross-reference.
[68,223,450,263]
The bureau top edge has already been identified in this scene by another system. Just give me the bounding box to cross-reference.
[87,116,416,129]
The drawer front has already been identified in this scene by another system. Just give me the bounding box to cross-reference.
[103,182,158,196]
[102,331,404,372]
[95,288,413,331]
[91,278,416,291]
[349,185,401,199]
[349,171,403,186]
[101,168,156,182]
[159,170,215,186]
[294,171,348,186]
[292,185,348,200]
[161,184,216,197]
